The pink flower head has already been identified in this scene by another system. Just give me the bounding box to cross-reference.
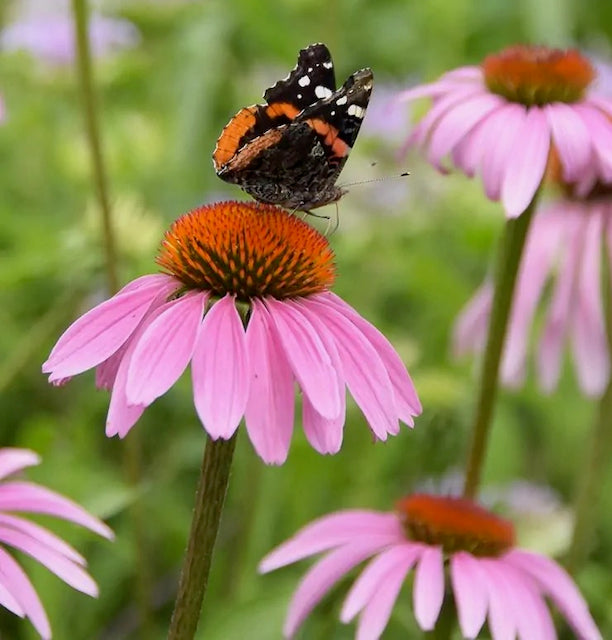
[0,448,113,639]
[399,45,612,217]
[43,202,421,464]
[454,186,612,397]
[0,7,140,67]
[260,493,601,639]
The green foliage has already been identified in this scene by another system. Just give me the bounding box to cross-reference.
[1,0,612,638]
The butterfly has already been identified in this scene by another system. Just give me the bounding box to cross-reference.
[213,43,373,212]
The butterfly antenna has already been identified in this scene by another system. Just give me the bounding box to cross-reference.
[338,171,410,189]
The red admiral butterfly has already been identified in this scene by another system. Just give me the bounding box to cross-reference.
[213,43,373,212]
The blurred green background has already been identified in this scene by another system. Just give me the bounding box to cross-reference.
[1,0,612,638]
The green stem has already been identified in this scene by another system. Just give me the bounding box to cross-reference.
[71,0,119,294]
[167,435,238,640]
[463,198,538,499]
[566,235,612,572]
[71,2,150,635]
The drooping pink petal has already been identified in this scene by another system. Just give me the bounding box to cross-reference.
[480,104,527,201]
[192,295,249,439]
[453,282,493,359]
[479,559,516,640]
[0,526,98,595]
[501,107,551,217]
[0,482,113,539]
[282,541,390,638]
[43,276,177,380]
[322,292,421,418]
[302,396,345,455]
[0,514,85,565]
[95,343,127,390]
[0,547,51,640]
[427,93,504,171]
[354,548,422,640]
[545,103,592,182]
[244,301,295,464]
[570,210,609,396]
[576,104,612,180]
[341,544,421,622]
[537,214,584,392]
[450,552,488,639]
[0,580,25,618]
[0,449,40,481]
[265,298,342,420]
[501,211,562,386]
[506,550,602,640]
[126,291,207,405]
[259,511,403,573]
[413,546,444,631]
[299,299,398,439]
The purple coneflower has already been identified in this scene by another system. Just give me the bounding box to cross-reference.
[0,5,140,66]
[0,447,112,639]
[260,493,600,639]
[399,45,612,217]
[43,202,421,464]
[454,176,612,396]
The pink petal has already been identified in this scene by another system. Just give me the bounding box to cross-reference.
[452,282,493,358]
[501,107,551,218]
[413,546,445,631]
[283,541,390,637]
[506,550,602,640]
[302,396,345,455]
[244,301,295,464]
[126,291,207,405]
[545,103,592,182]
[479,560,516,640]
[537,213,583,392]
[450,552,488,638]
[355,548,422,640]
[342,543,421,622]
[266,298,342,420]
[480,104,527,201]
[0,482,113,539]
[259,511,403,573]
[322,293,421,418]
[0,579,25,617]
[0,449,40,480]
[0,525,98,595]
[95,343,127,390]
[0,547,51,639]
[576,104,612,180]
[192,295,249,439]
[427,93,504,170]
[0,514,85,564]
[299,299,398,439]
[43,276,177,380]
[501,211,562,385]
[105,346,146,438]
[570,210,609,395]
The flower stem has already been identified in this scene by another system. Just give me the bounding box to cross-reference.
[167,434,238,640]
[463,199,537,499]
[566,238,612,572]
[71,0,119,293]
[71,2,150,635]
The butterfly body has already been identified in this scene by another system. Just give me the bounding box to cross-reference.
[213,44,373,211]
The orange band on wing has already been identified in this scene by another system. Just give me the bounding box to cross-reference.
[213,106,258,168]
[265,102,300,120]
[305,118,350,158]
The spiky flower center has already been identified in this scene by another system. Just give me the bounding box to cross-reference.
[483,45,595,106]
[156,201,335,301]
[397,494,515,557]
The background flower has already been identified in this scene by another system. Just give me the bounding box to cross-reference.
[0,448,113,639]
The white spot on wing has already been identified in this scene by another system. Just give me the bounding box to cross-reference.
[336,96,347,105]
[315,85,333,99]
[323,61,333,69]
[347,104,366,118]
[298,75,311,87]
